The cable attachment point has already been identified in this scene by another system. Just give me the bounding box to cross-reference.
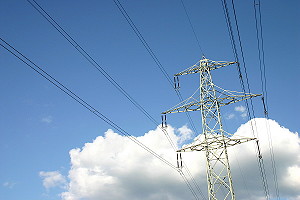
[161,114,167,129]
[174,76,180,90]
[176,152,183,169]
[261,96,268,117]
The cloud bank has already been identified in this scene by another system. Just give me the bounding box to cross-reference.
[55,119,299,200]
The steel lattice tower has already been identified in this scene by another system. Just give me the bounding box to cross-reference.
[162,57,261,200]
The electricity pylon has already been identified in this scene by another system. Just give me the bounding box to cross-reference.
[162,57,261,200]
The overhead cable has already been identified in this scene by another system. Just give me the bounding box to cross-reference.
[112,0,199,136]
[220,0,270,199]
[26,0,160,131]
[26,1,203,199]
[254,0,268,106]
[112,1,207,199]
[254,0,280,199]
[0,37,177,172]
[180,0,205,56]
[27,0,178,151]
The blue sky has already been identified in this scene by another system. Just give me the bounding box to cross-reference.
[0,0,299,200]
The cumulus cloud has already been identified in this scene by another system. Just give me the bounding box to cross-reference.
[228,118,300,200]
[40,171,66,190]
[61,126,188,200]
[59,119,299,200]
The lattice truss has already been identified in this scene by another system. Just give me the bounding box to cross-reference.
[162,57,261,200]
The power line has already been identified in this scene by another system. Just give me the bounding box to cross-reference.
[25,0,202,198]
[111,0,200,143]
[183,161,207,200]
[27,0,181,151]
[179,170,201,200]
[112,0,173,86]
[26,0,188,151]
[26,0,158,130]
[26,1,203,199]
[112,1,207,199]
[2,36,203,200]
[112,0,199,136]
[0,37,178,172]
[221,1,271,199]
[254,0,280,199]
[180,0,205,56]
[220,0,270,199]
[228,0,280,199]
[254,0,268,106]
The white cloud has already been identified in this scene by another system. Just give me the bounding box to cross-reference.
[60,119,300,200]
[234,105,247,118]
[229,118,300,200]
[41,116,53,124]
[177,125,193,144]
[40,171,66,190]
[283,165,300,188]
[235,105,246,113]
[61,126,196,200]
[226,113,235,120]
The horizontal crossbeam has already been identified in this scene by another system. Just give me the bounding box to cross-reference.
[175,57,236,77]
[177,135,256,152]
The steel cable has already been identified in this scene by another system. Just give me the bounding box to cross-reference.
[26,1,203,198]
[0,37,178,172]
[112,1,206,199]
[254,1,280,199]
[180,0,205,57]
[220,0,270,199]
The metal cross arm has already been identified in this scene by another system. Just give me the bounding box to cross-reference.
[174,57,237,77]
[177,135,256,152]
[162,86,261,115]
